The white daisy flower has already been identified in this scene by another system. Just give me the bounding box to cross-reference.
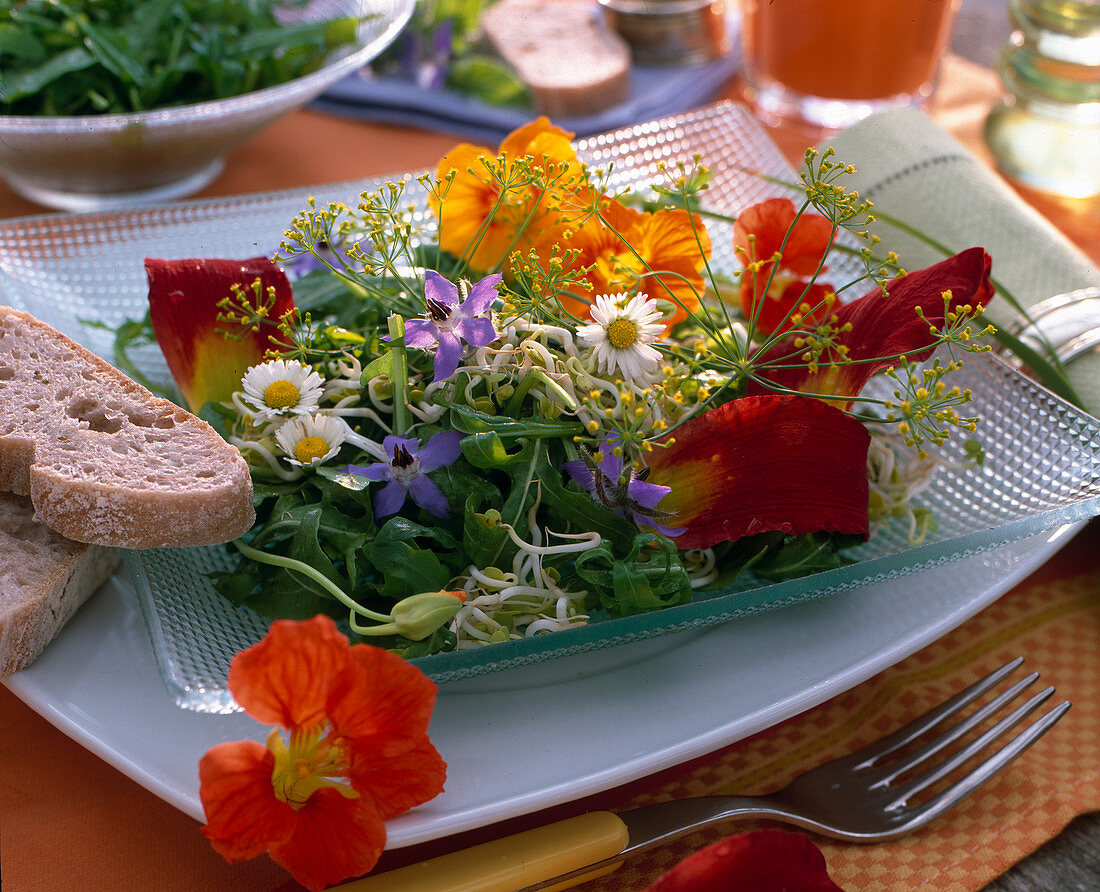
[577,293,664,383]
[274,413,350,467]
[241,359,325,424]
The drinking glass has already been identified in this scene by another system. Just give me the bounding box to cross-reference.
[984,0,1100,198]
[740,0,960,130]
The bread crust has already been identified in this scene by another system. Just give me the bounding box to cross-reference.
[481,0,632,117]
[0,491,120,677]
[0,305,254,548]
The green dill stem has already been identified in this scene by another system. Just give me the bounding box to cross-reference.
[868,207,1082,407]
[232,539,392,623]
[386,313,410,436]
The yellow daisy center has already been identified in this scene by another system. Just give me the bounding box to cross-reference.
[294,436,330,465]
[264,379,301,409]
[607,318,639,350]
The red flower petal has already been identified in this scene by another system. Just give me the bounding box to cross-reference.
[269,788,388,892]
[741,278,835,337]
[734,198,835,335]
[228,615,351,731]
[644,829,845,892]
[644,395,870,550]
[146,256,293,412]
[749,247,994,401]
[199,740,295,863]
[349,736,448,821]
[329,642,440,757]
[734,197,834,277]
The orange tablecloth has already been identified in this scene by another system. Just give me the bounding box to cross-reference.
[2,56,1099,891]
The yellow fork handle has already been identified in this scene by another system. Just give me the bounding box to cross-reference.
[336,811,630,892]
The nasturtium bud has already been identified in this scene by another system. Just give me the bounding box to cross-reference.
[389,590,467,640]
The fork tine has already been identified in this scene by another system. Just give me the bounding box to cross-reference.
[875,671,1041,784]
[850,658,1025,768]
[887,686,1058,809]
[899,700,1071,826]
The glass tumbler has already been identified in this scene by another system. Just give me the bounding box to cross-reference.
[740,0,960,130]
[984,0,1100,198]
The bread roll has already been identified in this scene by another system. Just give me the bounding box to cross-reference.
[0,305,254,549]
[481,0,632,117]
[0,491,119,677]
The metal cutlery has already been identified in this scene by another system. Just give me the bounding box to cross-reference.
[341,657,1069,891]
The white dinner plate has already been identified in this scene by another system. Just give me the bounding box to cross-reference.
[4,521,1080,847]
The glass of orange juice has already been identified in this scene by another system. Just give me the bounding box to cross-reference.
[740,0,960,130]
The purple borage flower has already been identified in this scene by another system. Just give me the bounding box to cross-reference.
[562,439,684,538]
[405,271,501,382]
[347,430,463,520]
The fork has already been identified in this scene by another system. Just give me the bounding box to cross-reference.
[342,658,1070,891]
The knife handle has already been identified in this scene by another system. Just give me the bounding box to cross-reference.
[338,811,630,892]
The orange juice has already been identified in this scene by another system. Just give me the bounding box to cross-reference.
[742,0,958,119]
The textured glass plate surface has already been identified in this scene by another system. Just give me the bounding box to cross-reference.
[2,102,1098,712]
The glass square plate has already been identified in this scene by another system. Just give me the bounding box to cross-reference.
[3,102,1099,714]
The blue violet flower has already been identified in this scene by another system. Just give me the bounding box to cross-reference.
[562,439,684,538]
[347,430,464,519]
[405,271,501,382]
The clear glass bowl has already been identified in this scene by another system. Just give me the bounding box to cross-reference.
[0,0,414,212]
[2,102,1098,712]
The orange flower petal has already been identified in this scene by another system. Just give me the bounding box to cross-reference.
[328,641,440,756]
[199,740,294,862]
[269,788,388,892]
[350,736,448,821]
[499,116,575,158]
[644,829,845,892]
[749,247,994,401]
[228,615,351,731]
[433,117,584,271]
[644,394,870,550]
[145,256,293,413]
[546,198,710,330]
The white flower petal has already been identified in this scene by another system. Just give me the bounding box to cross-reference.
[241,359,326,424]
[578,292,664,384]
[274,413,349,467]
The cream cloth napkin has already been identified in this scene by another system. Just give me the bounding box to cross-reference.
[824,107,1100,416]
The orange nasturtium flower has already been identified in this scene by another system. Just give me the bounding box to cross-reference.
[539,196,712,330]
[733,197,836,335]
[432,116,589,272]
[146,256,294,413]
[199,615,446,891]
[748,247,995,405]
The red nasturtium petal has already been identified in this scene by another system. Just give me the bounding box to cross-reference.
[228,615,351,731]
[329,641,441,759]
[734,198,836,335]
[199,740,295,862]
[269,787,388,892]
[734,197,834,277]
[750,279,835,337]
[748,247,994,402]
[643,829,845,892]
[644,394,870,550]
[145,256,294,413]
[349,736,449,821]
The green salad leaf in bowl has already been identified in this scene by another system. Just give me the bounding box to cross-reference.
[0,0,414,210]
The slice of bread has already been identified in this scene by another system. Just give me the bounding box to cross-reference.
[0,305,254,549]
[0,491,120,677]
[481,0,632,118]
